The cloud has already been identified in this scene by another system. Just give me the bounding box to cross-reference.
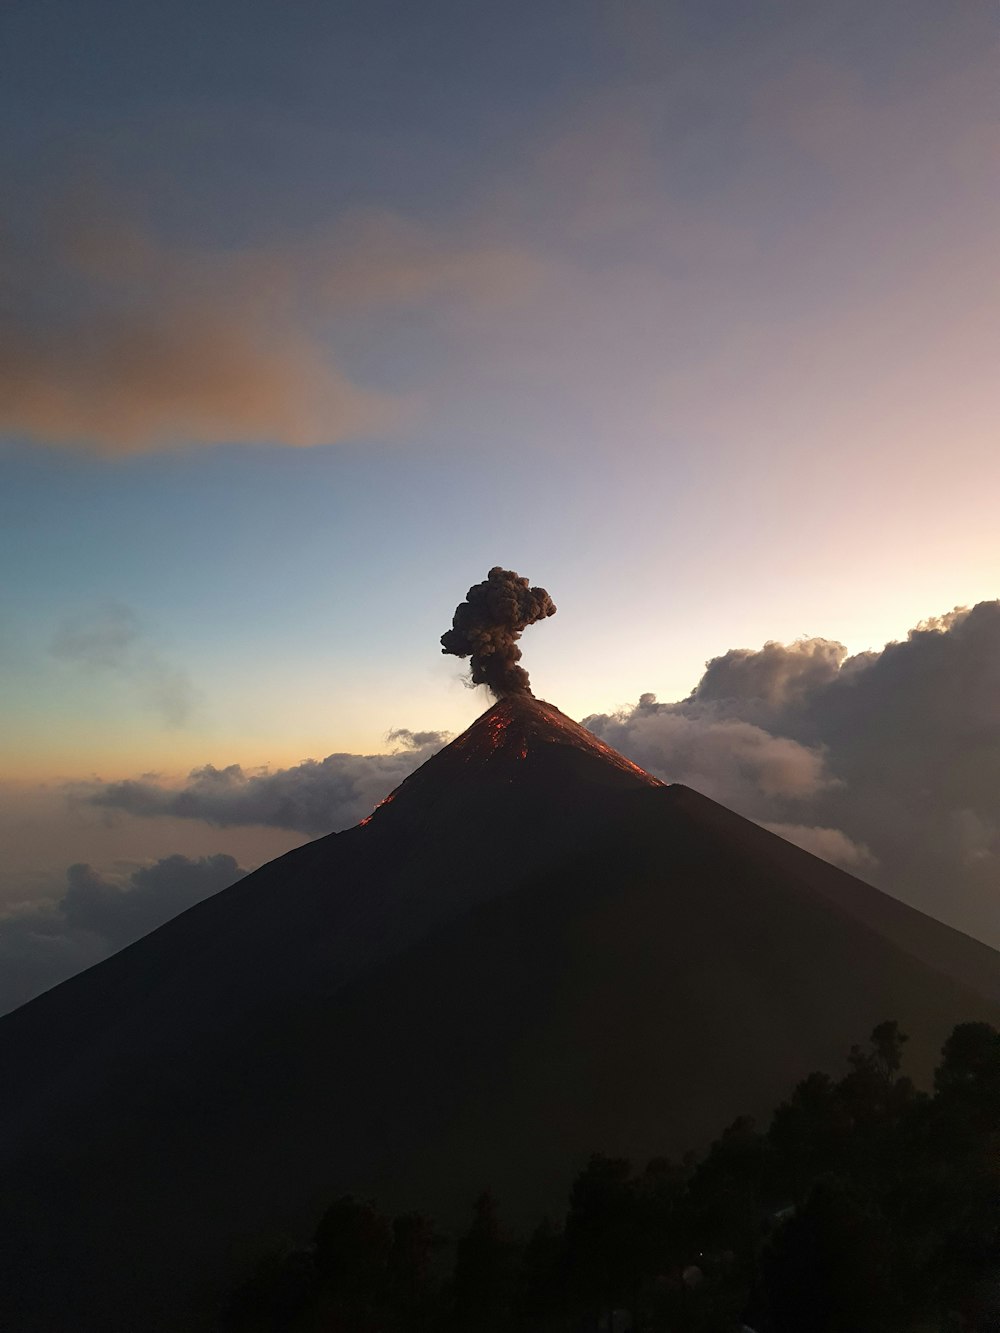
[59,854,242,948]
[584,700,831,814]
[50,602,142,671]
[84,732,447,835]
[385,727,451,750]
[0,206,539,454]
[760,823,877,873]
[0,852,245,1014]
[62,603,1000,945]
[308,213,543,313]
[585,601,1000,944]
[50,602,198,727]
[690,638,849,716]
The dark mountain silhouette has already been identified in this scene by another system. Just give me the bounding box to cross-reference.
[2,695,999,1329]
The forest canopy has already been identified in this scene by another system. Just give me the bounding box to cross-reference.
[224,1021,1000,1332]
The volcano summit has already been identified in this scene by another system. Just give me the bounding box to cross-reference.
[2,619,1000,1328]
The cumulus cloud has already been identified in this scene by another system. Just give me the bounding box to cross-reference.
[0,853,244,1015]
[50,602,197,727]
[690,638,849,717]
[585,704,831,813]
[59,854,242,948]
[385,727,451,750]
[0,207,538,453]
[84,733,447,835]
[760,823,877,873]
[586,601,1000,944]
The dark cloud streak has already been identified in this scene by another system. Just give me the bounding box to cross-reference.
[50,602,197,727]
[0,853,245,1015]
[85,735,448,835]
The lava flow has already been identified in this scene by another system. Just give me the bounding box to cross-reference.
[359,788,397,827]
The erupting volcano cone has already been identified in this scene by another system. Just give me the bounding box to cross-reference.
[360,695,662,832]
[2,695,1000,1330]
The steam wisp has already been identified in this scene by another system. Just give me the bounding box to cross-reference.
[441,567,556,698]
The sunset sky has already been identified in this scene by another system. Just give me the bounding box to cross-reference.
[2,0,997,1008]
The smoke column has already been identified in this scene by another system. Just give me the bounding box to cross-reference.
[441,567,556,698]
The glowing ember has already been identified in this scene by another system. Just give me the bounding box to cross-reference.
[359,788,397,828]
[487,712,510,749]
[588,735,653,780]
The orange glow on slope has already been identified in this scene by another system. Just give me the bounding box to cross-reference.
[585,733,657,782]
[487,711,510,749]
[358,787,397,827]
[357,694,662,830]
[477,697,663,783]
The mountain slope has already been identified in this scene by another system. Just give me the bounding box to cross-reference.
[2,696,999,1329]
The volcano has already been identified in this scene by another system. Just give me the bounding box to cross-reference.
[3,696,1000,1329]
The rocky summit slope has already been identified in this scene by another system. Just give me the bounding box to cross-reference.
[2,695,999,1329]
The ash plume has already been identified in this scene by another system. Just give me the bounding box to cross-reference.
[441,567,556,698]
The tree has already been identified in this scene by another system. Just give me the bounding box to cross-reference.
[565,1155,642,1318]
[313,1196,390,1302]
[869,1019,908,1084]
[769,1072,847,1202]
[934,1022,1000,1123]
[452,1191,515,1326]
[387,1211,436,1317]
[515,1217,566,1323]
[222,1245,315,1331]
[842,1020,911,1121]
[763,1178,895,1332]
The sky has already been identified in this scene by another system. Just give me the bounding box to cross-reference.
[1,0,998,1009]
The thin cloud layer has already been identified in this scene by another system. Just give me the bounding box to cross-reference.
[50,602,197,727]
[585,602,1000,941]
[0,208,537,453]
[0,852,244,1014]
[86,733,448,835]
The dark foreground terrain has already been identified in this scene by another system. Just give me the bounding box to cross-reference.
[2,698,999,1328]
[224,1019,1000,1332]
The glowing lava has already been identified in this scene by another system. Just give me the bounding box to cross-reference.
[359,788,397,827]
[353,694,662,831]
[487,712,510,749]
